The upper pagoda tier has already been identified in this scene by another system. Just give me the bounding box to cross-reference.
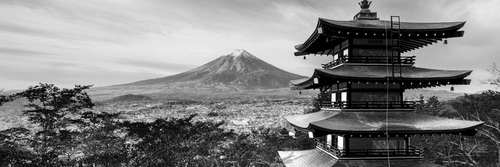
[294,18,465,56]
[292,65,471,90]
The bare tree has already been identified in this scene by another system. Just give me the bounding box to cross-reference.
[450,91,500,166]
[485,63,500,89]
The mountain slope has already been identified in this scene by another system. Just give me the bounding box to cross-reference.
[122,49,306,89]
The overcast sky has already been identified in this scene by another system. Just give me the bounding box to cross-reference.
[1,0,499,93]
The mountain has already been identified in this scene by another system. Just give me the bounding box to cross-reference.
[103,94,153,103]
[122,49,306,89]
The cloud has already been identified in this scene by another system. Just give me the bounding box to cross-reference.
[0,22,55,37]
[0,0,498,94]
[0,47,47,56]
[116,58,196,73]
[0,0,54,10]
[45,61,80,68]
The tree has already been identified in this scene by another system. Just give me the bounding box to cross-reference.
[0,91,35,166]
[449,90,500,166]
[13,83,94,165]
[246,127,315,166]
[485,63,500,89]
[413,95,493,167]
[0,90,17,106]
[120,114,235,166]
[75,111,128,166]
[0,127,34,166]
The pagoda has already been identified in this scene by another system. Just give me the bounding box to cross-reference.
[278,1,483,166]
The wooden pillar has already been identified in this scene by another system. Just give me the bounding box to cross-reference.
[346,81,351,108]
[345,136,349,156]
[405,136,410,155]
[338,135,345,150]
[400,83,404,107]
[327,134,332,147]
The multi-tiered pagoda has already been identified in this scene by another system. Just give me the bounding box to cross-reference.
[278,1,483,166]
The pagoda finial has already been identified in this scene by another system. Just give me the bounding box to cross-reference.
[358,0,372,9]
[354,0,378,20]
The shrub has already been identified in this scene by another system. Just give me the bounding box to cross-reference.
[207,111,219,117]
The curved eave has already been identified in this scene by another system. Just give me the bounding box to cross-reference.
[319,18,465,32]
[295,18,465,55]
[278,149,338,167]
[315,66,472,81]
[334,159,444,167]
[279,149,443,167]
[285,110,340,130]
[308,112,483,136]
[291,65,472,90]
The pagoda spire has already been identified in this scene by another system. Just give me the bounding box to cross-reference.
[358,0,372,10]
[354,0,379,20]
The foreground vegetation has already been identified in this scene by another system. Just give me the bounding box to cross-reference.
[2,83,500,166]
[0,84,314,166]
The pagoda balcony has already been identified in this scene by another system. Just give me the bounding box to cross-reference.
[320,101,416,109]
[314,138,344,158]
[322,56,416,69]
[315,139,423,159]
[345,147,423,158]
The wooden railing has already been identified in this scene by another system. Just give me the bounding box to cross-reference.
[314,139,344,158]
[321,58,345,69]
[315,139,423,158]
[322,56,416,69]
[320,101,416,109]
[345,146,423,157]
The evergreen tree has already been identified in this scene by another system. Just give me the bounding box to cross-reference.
[14,83,94,166]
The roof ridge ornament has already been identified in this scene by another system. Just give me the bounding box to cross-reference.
[359,0,371,9]
[354,0,379,20]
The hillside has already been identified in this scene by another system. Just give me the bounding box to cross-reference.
[88,49,307,100]
[121,49,305,89]
[103,94,153,103]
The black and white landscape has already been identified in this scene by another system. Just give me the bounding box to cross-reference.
[1,0,500,166]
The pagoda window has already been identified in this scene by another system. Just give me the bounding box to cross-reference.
[350,92,400,102]
[338,136,345,150]
[349,137,407,153]
[371,138,406,150]
[351,48,400,64]
[331,93,336,102]
[341,92,348,102]
[338,82,348,89]
[352,48,388,57]
[327,134,333,146]
[343,49,349,61]
[331,84,338,91]
[351,82,401,89]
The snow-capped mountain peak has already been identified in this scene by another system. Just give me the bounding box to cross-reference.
[122,49,306,89]
[227,49,245,57]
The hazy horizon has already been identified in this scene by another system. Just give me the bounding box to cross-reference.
[1,0,499,93]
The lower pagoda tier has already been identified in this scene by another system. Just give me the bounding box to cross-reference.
[292,65,472,90]
[279,150,443,167]
[280,110,483,165]
[286,110,483,136]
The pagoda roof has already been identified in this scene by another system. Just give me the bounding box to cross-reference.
[295,18,465,55]
[333,158,443,167]
[320,18,465,32]
[278,149,444,167]
[285,110,483,136]
[278,149,338,167]
[292,65,472,90]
